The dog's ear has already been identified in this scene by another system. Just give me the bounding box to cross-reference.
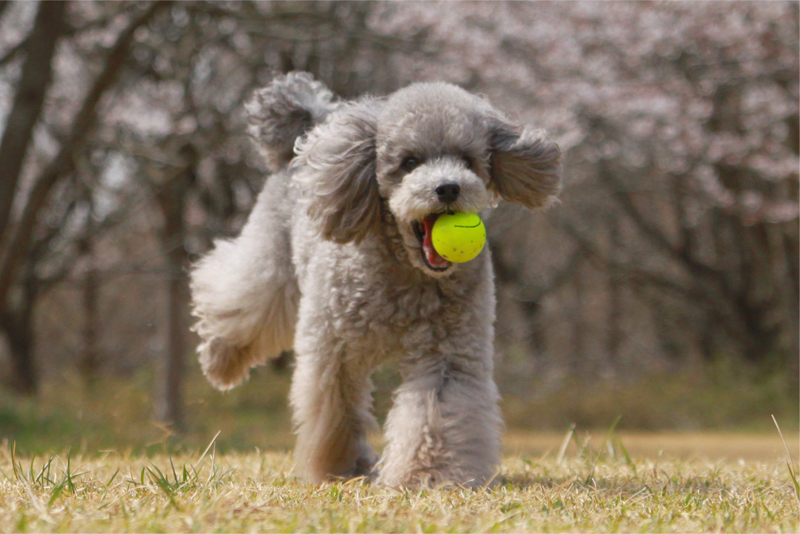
[246,72,339,172]
[294,99,382,244]
[488,118,562,209]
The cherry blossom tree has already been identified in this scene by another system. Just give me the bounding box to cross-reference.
[0,1,795,419]
[374,1,798,377]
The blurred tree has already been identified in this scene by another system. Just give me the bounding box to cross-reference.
[0,1,163,393]
[385,1,798,379]
[0,1,67,393]
[0,1,66,237]
[0,1,795,418]
[0,1,430,423]
[551,3,800,369]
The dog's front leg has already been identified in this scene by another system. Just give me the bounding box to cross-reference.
[289,347,378,483]
[377,357,502,489]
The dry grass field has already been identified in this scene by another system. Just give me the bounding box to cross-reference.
[1,372,796,532]
[1,430,797,533]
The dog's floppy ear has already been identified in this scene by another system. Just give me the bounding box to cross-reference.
[294,99,382,244]
[488,118,562,209]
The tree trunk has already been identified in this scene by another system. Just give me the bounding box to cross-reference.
[159,251,187,429]
[606,217,622,373]
[1,274,38,394]
[80,238,101,388]
[521,300,546,360]
[571,266,587,374]
[154,163,193,430]
[4,315,36,395]
[0,1,66,237]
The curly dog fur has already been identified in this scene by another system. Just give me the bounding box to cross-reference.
[191,72,561,488]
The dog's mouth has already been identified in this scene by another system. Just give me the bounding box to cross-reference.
[411,214,452,272]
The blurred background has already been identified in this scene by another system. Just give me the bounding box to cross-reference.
[0,1,797,455]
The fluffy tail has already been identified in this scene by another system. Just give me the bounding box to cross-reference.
[245,71,339,172]
[191,72,336,390]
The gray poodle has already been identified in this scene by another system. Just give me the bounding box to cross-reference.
[190,72,561,488]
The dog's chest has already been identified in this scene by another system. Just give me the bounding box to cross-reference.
[330,263,482,358]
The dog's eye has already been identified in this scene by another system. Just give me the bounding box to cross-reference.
[463,157,475,171]
[401,156,420,173]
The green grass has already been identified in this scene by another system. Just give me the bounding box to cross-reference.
[0,438,796,532]
[0,367,295,455]
[502,359,799,433]
[0,358,795,456]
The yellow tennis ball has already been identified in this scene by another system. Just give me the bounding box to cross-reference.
[431,212,486,263]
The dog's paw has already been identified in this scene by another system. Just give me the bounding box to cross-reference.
[353,442,379,479]
[198,338,253,391]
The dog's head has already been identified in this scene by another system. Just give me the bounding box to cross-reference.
[295,82,561,277]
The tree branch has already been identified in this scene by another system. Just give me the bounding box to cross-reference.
[557,216,704,303]
[597,158,732,291]
[0,35,27,67]
[0,1,67,239]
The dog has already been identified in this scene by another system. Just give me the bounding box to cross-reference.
[190,72,561,488]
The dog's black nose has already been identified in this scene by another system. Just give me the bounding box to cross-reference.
[435,182,461,204]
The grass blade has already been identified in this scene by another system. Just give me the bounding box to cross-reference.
[772,414,799,501]
[194,430,221,471]
[556,423,576,465]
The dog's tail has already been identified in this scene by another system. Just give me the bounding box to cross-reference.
[245,71,339,171]
[191,72,336,390]
[191,172,299,390]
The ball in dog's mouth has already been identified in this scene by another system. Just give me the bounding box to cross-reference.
[412,214,452,271]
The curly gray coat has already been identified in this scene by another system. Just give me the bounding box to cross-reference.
[190,72,561,488]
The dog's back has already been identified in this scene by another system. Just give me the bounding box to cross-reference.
[190,73,338,389]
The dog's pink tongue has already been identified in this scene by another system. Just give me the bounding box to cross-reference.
[422,216,449,268]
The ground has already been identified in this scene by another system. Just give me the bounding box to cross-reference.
[1,431,797,533]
